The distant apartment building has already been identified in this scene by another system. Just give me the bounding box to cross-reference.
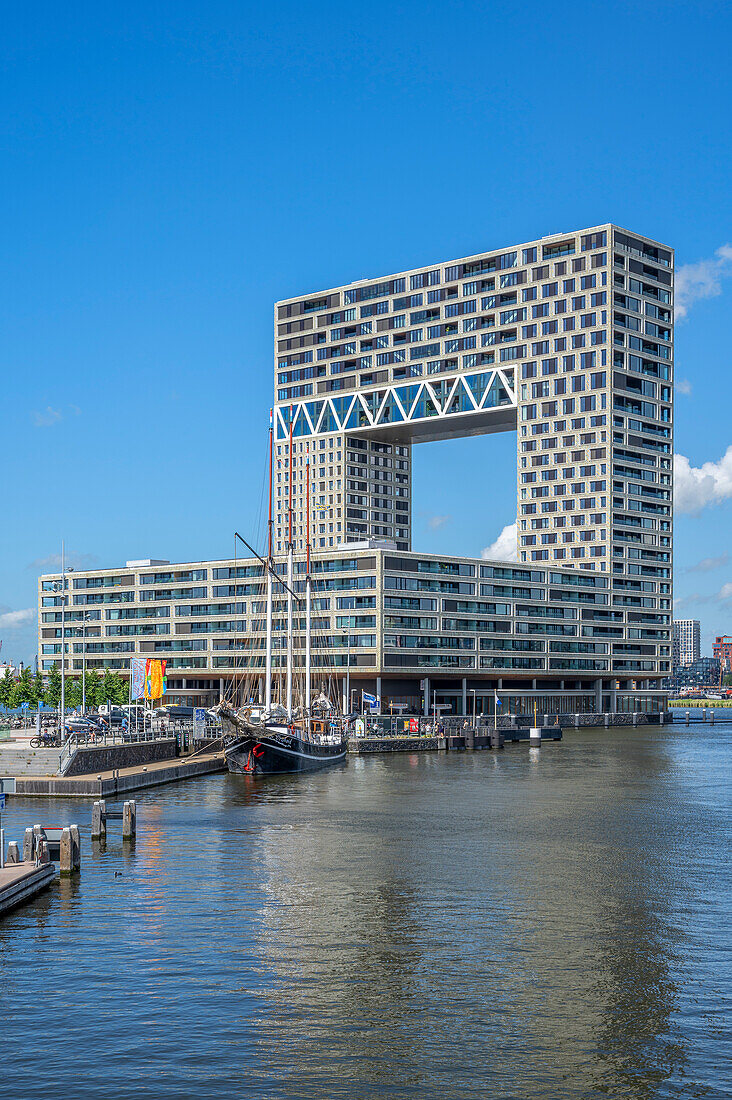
[712,635,732,674]
[38,224,674,716]
[673,619,700,668]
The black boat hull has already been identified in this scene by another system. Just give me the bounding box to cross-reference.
[224,730,347,775]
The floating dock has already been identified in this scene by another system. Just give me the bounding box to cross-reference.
[349,726,562,753]
[0,861,56,917]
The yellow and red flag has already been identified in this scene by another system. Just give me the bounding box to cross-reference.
[144,658,167,699]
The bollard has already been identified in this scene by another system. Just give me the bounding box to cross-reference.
[604,713,610,728]
[23,827,34,862]
[122,800,136,840]
[633,713,638,727]
[70,824,81,871]
[7,841,20,864]
[91,799,107,840]
[711,710,715,725]
[59,828,73,876]
[686,710,690,726]
[575,713,580,729]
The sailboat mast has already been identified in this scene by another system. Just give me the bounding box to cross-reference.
[286,408,294,720]
[265,409,274,714]
[305,443,311,717]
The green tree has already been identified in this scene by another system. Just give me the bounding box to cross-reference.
[45,664,62,707]
[16,666,35,705]
[85,669,102,708]
[32,670,45,706]
[723,673,732,688]
[66,676,81,709]
[108,670,128,706]
[0,668,13,708]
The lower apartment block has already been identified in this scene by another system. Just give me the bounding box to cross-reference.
[39,546,670,717]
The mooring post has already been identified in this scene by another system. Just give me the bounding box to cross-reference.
[35,831,49,864]
[70,824,81,871]
[23,827,34,862]
[686,711,690,726]
[60,828,73,876]
[7,841,20,864]
[33,824,43,861]
[122,800,136,840]
[91,799,107,841]
[711,709,715,725]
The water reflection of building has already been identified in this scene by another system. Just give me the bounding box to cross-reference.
[243,742,696,1096]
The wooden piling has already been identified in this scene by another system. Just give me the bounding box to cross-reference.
[122,800,136,840]
[70,825,81,871]
[91,799,106,840]
[22,828,34,862]
[7,841,20,864]
[59,828,73,876]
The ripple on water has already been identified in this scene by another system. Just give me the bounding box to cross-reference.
[0,723,730,1099]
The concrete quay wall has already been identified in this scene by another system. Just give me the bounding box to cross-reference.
[63,738,178,777]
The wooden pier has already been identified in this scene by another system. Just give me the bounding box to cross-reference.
[10,749,226,798]
[0,861,56,917]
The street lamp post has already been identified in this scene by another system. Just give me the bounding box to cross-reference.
[51,541,68,735]
[81,613,91,715]
[342,632,351,716]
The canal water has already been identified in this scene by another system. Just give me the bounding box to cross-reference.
[1,723,730,1099]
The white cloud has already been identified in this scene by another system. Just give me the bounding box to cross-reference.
[674,446,732,514]
[685,553,728,574]
[428,515,450,530]
[0,608,34,629]
[675,244,732,319]
[717,582,732,602]
[481,522,518,562]
[32,406,63,428]
[676,378,692,395]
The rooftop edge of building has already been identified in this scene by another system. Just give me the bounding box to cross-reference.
[274,222,674,307]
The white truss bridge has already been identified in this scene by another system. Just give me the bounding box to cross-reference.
[275,367,517,444]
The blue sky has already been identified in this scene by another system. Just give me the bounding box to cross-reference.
[1,0,731,664]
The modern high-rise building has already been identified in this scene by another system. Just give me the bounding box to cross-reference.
[273,223,673,580]
[673,619,700,668]
[38,224,674,717]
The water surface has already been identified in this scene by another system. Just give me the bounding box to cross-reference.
[1,724,730,1098]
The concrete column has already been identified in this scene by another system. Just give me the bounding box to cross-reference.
[594,678,603,713]
[23,828,34,862]
[461,678,467,718]
[376,677,382,709]
[219,677,224,702]
[122,800,136,840]
[91,800,106,840]
[423,677,430,717]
